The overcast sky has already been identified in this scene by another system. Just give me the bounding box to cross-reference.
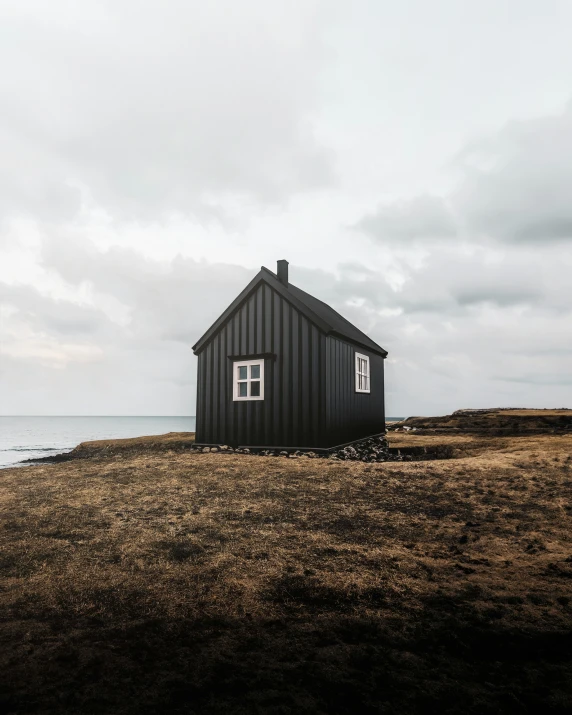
[1,0,571,417]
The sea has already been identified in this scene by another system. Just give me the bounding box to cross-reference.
[0,416,197,469]
[0,415,405,469]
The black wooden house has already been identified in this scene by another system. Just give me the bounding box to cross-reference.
[192,260,387,450]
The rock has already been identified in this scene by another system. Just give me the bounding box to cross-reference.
[221,445,229,451]
[202,447,210,453]
[224,435,410,464]
[210,446,219,452]
[329,435,392,463]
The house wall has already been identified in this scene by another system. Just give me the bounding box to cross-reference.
[195,282,329,448]
[325,336,385,446]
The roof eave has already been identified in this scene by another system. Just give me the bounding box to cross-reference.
[328,330,388,358]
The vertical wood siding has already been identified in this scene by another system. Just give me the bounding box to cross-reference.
[325,336,385,445]
[195,283,328,448]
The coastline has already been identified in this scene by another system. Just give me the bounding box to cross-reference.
[0,415,197,469]
[6,409,571,469]
[1,416,406,469]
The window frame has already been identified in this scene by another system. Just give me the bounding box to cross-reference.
[232,359,265,401]
[355,352,371,394]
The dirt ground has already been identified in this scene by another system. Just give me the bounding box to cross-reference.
[1,428,571,714]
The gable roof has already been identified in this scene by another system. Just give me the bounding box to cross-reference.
[192,265,388,357]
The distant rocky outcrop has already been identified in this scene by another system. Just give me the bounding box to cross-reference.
[389,408,572,435]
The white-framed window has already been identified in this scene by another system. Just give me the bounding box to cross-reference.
[233,359,264,401]
[355,352,370,393]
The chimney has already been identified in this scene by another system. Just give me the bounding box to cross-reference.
[277,259,289,286]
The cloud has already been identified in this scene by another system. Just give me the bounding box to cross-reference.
[494,373,572,386]
[290,250,572,414]
[0,235,265,413]
[1,4,571,418]
[0,283,110,337]
[1,233,571,416]
[40,235,253,344]
[0,0,333,222]
[310,250,550,317]
[355,101,572,245]
[355,195,458,243]
[456,102,572,243]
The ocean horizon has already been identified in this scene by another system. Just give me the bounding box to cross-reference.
[0,415,406,469]
[0,416,197,469]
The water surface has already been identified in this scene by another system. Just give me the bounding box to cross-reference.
[0,416,196,469]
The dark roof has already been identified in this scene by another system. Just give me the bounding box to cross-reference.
[267,269,387,356]
[192,265,387,356]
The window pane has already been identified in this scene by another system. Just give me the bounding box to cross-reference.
[238,366,247,380]
[358,374,363,390]
[250,364,260,379]
[250,381,260,397]
[238,382,248,397]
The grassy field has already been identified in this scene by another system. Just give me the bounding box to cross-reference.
[1,425,572,714]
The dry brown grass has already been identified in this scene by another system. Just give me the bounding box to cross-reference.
[62,431,196,459]
[1,432,572,714]
[387,433,477,448]
[499,409,572,416]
